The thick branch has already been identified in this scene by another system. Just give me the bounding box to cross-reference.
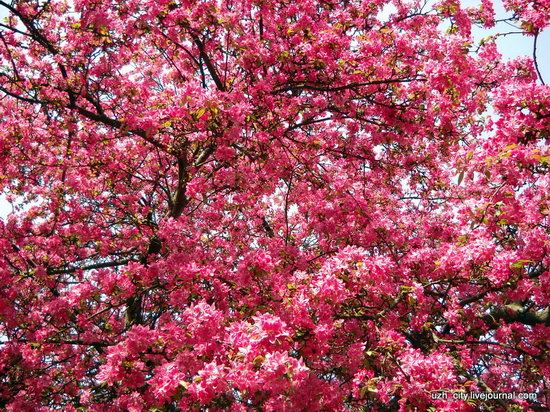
[171,156,189,218]
[192,36,226,91]
[0,84,43,104]
[194,143,216,167]
[71,104,169,152]
[47,257,136,275]
[484,304,549,327]
[273,77,426,94]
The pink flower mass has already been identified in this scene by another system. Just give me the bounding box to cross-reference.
[0,0,548,410]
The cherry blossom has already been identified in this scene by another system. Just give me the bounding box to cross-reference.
[0,0,548,410]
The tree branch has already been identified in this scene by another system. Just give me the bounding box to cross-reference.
[273,77,426,94]
[533,32,546,85]
[191,36,226,92]
[170,156,189,218]
[47,257,137,275]
[484,304,549,327]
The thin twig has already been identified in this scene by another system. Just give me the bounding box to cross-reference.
[533,32,546,85]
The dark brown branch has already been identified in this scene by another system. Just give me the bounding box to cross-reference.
[0,85,42,104]
[170,156,189,218]
[285,116,332,132]
[484,304,549,327]
[273,77,426,94]
[70,104,169,152]
[194,143,216,167]
[262,217,274,238]
[460,289,492,307]
[0,22,34,38]
[47,258,136,275]
[125,294,143,328]
[191,36,226,91]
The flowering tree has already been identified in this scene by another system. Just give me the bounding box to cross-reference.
[0,0,548,410]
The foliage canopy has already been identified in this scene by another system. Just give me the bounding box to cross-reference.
[0,0,549,410]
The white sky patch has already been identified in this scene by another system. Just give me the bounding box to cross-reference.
[0,194,11,220]
[465,0,549,77]
[377,3,398,22]
[0,192,42,221]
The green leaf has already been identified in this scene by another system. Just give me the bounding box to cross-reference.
[510,259,533,269]
[195,107,206,119]
[457,170,465,185]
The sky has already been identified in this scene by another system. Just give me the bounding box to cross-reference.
[0,0,549,220]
